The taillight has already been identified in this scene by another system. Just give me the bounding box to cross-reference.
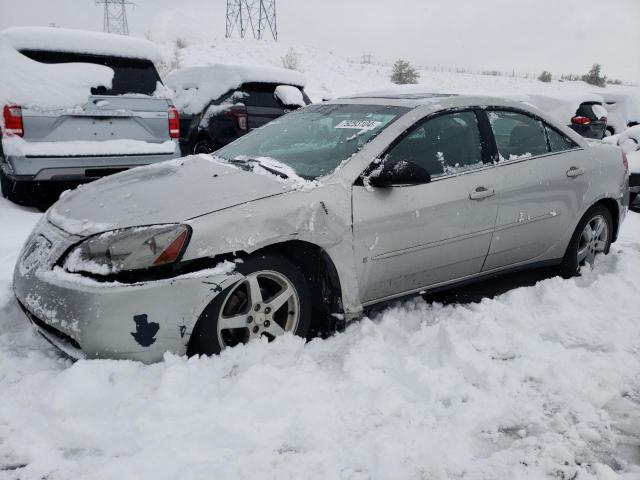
[2,105,23,137]
[226,105,248,132]
[168,106,180,139]
[622,150,629,172]
[571,116,591,126]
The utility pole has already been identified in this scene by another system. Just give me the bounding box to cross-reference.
[226,0,278,41]
[95,0,133,36]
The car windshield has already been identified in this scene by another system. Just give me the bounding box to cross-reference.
[20,49,162,96]
[214,104,409,179]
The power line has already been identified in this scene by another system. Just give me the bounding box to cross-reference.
[226,0,277,41]
[95,0,133,36]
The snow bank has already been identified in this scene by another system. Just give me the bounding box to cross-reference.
[0,37,113,111]
[1,26,162,63]
[165,64,306,114]
[1,195,640,477]
[1,137,177,158]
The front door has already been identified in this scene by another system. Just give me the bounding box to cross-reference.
[352,110,499,304]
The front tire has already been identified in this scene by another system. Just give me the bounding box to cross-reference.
[560,205,613,278]
[187,254,312,356]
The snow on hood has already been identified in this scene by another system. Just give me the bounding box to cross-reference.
[0,36,113,110]
[47,156,292,236]
[165,64,306,114]
[0,26,162,63]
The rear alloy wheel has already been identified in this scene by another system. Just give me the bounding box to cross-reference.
[560,206,612,278]
[188,255,312,356]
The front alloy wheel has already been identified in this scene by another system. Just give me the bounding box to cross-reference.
[217,270,300,348]
[187,254,312,356]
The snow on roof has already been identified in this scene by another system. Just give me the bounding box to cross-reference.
[0,36,113,110]
[0,27,162,63]
[165,64,306,114]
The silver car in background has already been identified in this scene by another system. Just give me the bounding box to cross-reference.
[0,27,180,207]
[13,93,629,362]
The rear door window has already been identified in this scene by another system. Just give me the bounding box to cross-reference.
[237,83,309,109]
[20,50,161,96]
[546,126,578,152]
[488,110,549,160]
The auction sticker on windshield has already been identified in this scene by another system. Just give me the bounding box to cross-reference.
[335,120,382,131]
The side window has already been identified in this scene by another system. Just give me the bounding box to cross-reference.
[488,111,549,161]
[545,125,578,152]
[384,111,484,179]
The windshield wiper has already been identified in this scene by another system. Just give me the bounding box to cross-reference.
[227,158,290,179]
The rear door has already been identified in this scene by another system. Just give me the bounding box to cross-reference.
[352,109,499,303]
[18,50,171,149]
[482,109,588,271]
[240,83,308,130]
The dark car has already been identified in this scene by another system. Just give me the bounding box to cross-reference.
[165,65,311,155]
[568,101,608,140]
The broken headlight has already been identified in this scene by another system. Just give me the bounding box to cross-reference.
[63,224,191,276]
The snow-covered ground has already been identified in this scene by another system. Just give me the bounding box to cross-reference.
[1,34,640,479]
[1,198,640,479]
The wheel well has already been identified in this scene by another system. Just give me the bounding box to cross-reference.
[255,241,344,334]
[594,198,620,241]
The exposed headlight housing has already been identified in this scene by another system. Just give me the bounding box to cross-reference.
[63,224,191,276]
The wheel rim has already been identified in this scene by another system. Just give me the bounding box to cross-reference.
[217,270,300,348]
[194,141,214,154]
[577,214,609,266]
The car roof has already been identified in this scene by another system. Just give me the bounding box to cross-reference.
[326,92,536,111]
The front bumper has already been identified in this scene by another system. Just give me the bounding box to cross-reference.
[13,220,240,363]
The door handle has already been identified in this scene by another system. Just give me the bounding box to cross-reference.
[469,186,496,200]
[566,166,585,178]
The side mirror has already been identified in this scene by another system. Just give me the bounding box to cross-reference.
[366,158,431,188]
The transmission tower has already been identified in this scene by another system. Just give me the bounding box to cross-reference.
[95,0,133,36]
[226,0,278,41]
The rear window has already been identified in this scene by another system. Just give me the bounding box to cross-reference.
[236,83,309,108]
[20,49,161,96]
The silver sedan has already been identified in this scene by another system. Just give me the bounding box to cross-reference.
[13,94,629,362]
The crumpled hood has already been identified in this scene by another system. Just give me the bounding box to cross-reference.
[48,155,290,236]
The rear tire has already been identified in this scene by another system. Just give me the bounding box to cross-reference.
[560,205,613,278]
[187,254,312,356]
[193,139,216,155]
[0,170,30,206]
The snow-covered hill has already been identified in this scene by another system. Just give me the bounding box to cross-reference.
[157,36,640,104]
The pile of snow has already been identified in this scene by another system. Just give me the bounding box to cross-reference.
[1,26,162,63]
[165,64,306,114]
[0,36,113,111]
[1,196,640,478]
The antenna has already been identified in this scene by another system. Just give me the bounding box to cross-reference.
[226,0,277,41]
[95,0,133,36]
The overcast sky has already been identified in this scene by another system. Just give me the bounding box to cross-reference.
[1,0,639,81]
